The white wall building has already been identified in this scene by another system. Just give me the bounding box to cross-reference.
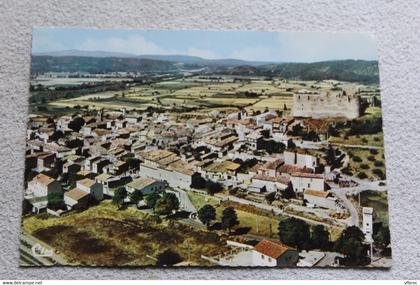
[27,173,62,198]
[252,240,299,267]
[362,207,374,242]
[303,190,337,209]
[76,178,103,201]
[290,172,325,194]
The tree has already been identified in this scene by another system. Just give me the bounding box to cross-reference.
[373,225,390,250]
[265,192,276,205]
[221,207,239,233]
[190,174,206,189]
[145,192,160,209]
[126,158,140,170]
[129,189,143,205]
[310,225,330,249]
[156,249,182,266]
[68,117,85,132]
[197,204,216,227]
[47,192,65,211]
[287,139,296,149]
[264,140,285,154]
[205,180,223,195]
[154,192,180,215]
[112,187,127,209]
[325,145,337,165]
[278,217,310,250]
[334,226,367,264]
[50,130,64,141]
[281,184,296,199]
[357,172,367,179]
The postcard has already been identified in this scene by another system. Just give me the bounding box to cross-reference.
[20,28,391,267]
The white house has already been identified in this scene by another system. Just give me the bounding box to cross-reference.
[303,189,337,209]
[76,178,103,201]
[284,151,318,171]
[27,173,62,198]
[251,174,290,192]
[64,188,90,210]
[245,132,263,150]
[126,178,165,195]
[290,172,326,194]
[252,239,299,267]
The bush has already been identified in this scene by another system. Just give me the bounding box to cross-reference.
[205,180,223,195]
[373,168,386,180]
[156,249,182,266]
[357,172,367,179]
[352,156,362,162]
[341,167,353,176]
[360,164,370,170]
[374,160,384,167]
[370,149,379,155]
[367,155,376,161]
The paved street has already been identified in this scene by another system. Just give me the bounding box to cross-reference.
[169,188,197,213]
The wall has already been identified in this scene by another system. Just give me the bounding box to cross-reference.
[292,92,361,119]
[0,0,419,279]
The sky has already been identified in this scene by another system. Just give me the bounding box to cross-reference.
[32,28,378,63]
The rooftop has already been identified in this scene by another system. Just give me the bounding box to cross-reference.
[77,178,96,188]
[262,159,284,170]
[95,173,113,182]
[205,161,241,173]
[291,172,324,179]
[253,174,290,185]
[304,189,329,198]
[32,173,55,186]
[140,149,175,162]
[127,178,158,190]
[65,188,89,201]
[254,239,292,259]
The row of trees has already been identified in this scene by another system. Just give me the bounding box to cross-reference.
[278,217,390,265]
[112,187,180,215]
[190,176,223,196]
[197,204,239,233]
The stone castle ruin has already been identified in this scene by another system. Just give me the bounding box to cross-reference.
[292,89,361,119]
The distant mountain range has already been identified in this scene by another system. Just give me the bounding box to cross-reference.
[31,50,379,84]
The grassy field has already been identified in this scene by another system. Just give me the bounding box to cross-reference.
[330,132,384,148]
[345,147,386,180]
[43,77,297,114]
[22,201,229,266]
[185,191,342,241]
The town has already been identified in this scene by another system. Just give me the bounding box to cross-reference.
[20,72,391,268]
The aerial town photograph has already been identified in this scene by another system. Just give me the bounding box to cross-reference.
[20,28,391,268]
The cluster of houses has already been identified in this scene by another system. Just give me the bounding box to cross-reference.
[24,107,340,215]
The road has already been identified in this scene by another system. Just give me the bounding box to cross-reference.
[315,252,343,267]
[169,188,197,213]
[330,142,384,150]
[216,194,283,215]
[216,193,345,229]
[330,187,359,227]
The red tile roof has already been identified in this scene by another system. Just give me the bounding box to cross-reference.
[254,239,291,259]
